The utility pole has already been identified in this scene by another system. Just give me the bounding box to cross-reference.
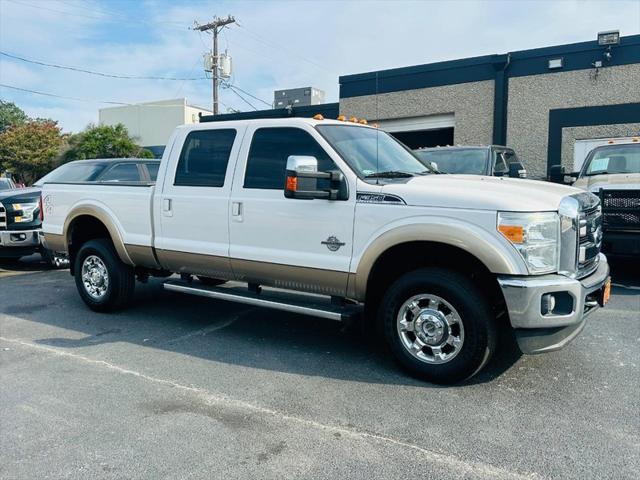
[193,15,235,114]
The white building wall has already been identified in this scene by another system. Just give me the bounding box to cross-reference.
[99,99,212,147]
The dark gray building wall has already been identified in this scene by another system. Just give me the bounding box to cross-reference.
[507,63,640,178]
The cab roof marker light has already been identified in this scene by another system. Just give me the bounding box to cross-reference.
[313,114,324,120]
[349,116,358,123]
[337,115,346,121]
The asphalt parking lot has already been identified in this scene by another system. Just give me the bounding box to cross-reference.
[1,255,638,479]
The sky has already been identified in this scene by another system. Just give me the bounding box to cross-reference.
[0,0,639,133]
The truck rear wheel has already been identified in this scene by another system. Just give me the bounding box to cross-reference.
[379,268,497,384]
[74,239,135,312]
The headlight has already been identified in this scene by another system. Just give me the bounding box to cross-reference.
[497,212,559,274]
[10,202,39,223]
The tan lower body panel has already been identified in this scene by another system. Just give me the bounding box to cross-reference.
[231,258,348,297]
[154,249,348,297]
[125,244,160,269]
[155,249,233,280]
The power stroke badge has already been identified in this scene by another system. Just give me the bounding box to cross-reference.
[321,236,346,252]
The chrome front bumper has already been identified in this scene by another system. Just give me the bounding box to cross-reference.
[498,254,610,353]
[0,229,41,248]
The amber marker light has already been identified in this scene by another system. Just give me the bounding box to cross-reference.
[286,176,298,192]
[498,225,525,244]
[313,114,324,120]
[337,115,346,121]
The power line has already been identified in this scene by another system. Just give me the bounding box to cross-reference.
[236,23,331,74]
[6,0,187,29]
[223,82,271,108]
[224,85,258,111]
[0,83,130,105]
[0,83,205,108]
[0,51,208,81]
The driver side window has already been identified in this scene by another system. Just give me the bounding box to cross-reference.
[244,127,337,189]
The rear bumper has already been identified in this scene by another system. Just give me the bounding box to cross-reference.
[0,229,42,257]
[497,254,610,354]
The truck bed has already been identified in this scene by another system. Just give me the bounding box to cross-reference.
[42,182,156,250]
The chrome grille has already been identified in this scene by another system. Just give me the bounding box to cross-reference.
[577,202,602,278]
[0,203,6,230]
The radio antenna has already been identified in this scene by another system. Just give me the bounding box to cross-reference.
[375,71,380,185]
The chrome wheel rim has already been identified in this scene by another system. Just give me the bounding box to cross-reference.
[396,294,465,364]
[81,255,109,300]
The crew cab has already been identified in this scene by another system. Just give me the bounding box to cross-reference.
[414,145,527,178]
[551,141,640,257]
[41,118,610,383]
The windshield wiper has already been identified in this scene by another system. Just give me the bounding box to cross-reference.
[364,171,415,178]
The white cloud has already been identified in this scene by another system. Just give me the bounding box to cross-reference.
[0,0,638,132]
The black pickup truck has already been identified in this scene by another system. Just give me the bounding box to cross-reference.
[413,145,527,178]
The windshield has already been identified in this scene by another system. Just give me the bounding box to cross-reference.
[414,149,488,174]
[0,178,15,190]
[316,125,431,178]
[584,144,640,176]
[34,162,107,186]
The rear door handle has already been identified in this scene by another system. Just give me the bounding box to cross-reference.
[232,201,243,221]
[163,198,173,217]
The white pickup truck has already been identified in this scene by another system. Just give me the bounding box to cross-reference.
[42,117,611,383]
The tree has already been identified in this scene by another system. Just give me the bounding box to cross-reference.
[0,120,65,184]
[64,123,154,161]
[0,101,28,132]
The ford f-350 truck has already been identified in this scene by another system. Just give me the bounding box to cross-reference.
[41,117,611,383]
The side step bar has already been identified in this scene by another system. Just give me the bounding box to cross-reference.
[163,279,361,322]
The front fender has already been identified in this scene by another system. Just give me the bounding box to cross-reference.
[349,216,528,300]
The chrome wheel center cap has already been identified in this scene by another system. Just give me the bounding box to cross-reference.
[90,270,103,285]
[415,312,446,345]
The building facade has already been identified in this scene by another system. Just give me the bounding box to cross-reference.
[339,34,640,178]
[99,98,212,157]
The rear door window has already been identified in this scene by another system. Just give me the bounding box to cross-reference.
[174,129,237,187]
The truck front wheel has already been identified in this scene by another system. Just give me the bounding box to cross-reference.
[74,239,135,312]
[379,268,497,384]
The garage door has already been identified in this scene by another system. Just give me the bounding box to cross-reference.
[376,113,455,133]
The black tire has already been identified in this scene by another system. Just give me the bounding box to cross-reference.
[379,268,497,384]
[197,276,227,287]
[74,238,135,312]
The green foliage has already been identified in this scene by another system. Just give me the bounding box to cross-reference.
[64,123,154,161]
[0,101,29,132]
[0,120,65,184]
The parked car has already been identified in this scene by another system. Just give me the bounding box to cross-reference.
[0,177,17,191]
[551,141,639,256]
[34,158,160,186]
[42,118,610,384]
[1,159,160,263]
[413,145,527,178]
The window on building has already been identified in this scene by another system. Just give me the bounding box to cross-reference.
[244,127,336,190]
[175,129,236,187]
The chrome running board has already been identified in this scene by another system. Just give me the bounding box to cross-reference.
[163,279,361,322]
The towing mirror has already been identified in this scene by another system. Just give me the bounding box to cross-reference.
[549,165,577,184]
[508,163,527,179]
[285,155,346,200]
